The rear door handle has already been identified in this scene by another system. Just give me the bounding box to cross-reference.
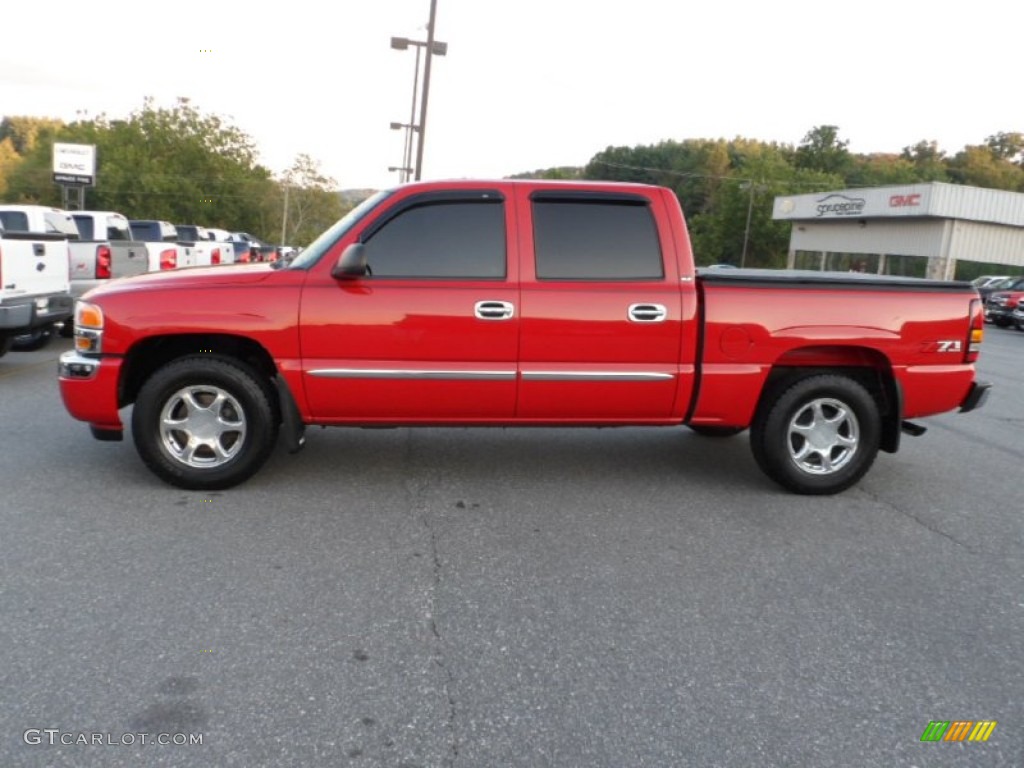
[628,303,667,322]
[474,300,515,320]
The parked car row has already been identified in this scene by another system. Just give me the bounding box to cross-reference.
[0,203,295,353]
[981,275,1024,330]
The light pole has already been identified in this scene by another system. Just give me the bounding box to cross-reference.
[390,7,446,181]
[390,122,419,183]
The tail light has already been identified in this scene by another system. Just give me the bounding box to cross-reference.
[966,298,983,363]
[95,245,112,279]
[160,249,177,270]
[211,247,221,265]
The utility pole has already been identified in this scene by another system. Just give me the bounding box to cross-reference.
[414,0,439,181]
[281,183,289,246]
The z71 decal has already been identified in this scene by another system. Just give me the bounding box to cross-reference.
[922,340,963,353]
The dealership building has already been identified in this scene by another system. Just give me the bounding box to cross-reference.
[772,182,1024,280]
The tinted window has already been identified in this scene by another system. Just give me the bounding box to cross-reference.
[131,222,157,240]
[72,215,95,240]
[0,211,29,231]
[107,221,132,241]
[363,200,505,279]
[533,200,663,280]
[130,221,175,241]
[45,211,78,237]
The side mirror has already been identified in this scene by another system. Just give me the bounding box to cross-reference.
[332,243,368,279]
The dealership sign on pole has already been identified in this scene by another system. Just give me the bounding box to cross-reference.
[52,143,96,185]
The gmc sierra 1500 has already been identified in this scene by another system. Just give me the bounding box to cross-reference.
[58,180,990,494]
[0,220,73,356]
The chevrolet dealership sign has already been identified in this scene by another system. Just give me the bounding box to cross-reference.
[52,143,96,185]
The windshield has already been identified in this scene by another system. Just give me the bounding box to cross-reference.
[285,190,392,270]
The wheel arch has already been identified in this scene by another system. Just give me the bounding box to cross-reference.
[758,345,901,454]
[119,334,279,409]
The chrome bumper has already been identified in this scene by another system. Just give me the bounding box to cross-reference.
[58,350,101,380]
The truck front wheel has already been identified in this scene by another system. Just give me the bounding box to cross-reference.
[750,374,881,495]
[131,356,279,490]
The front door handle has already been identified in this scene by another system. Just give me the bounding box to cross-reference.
[628,303,667,322]
[475,300,515,320]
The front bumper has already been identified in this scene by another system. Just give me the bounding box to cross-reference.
[58,351,124,432]
[0,293,73,333]
[959,381,992,413]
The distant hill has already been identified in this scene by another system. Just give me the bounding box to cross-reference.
[508,167,584,180]
[337,189,378,206]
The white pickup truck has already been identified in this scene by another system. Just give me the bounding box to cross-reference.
[0,217,73,356]
[128,220,194,271]
[68,211,150,298]
[175,224,233,266]
[208,227,252,263]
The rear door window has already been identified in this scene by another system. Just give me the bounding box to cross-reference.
[532,198,663,280]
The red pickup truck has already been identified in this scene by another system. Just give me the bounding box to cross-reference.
[58,180,990,494]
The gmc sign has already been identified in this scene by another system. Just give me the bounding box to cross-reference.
[889,194,921,208]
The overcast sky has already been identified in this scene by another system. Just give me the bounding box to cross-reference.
[3,0,1021,190]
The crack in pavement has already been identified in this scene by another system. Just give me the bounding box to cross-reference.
[856,485,976,554]
[425,508,460,767]
[401,430,459,767]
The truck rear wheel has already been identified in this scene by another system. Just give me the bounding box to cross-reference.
[750,374,881,495]
[131,356,279,490]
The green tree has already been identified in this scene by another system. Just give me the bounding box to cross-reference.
[275,153,347,246]
[948,145,1024,191]
[795,125,851,176]
[899,140,950,181]
[0,116,65,155]
[984,131,1024,163]
[846,153,921,187]
[3,99,277,233]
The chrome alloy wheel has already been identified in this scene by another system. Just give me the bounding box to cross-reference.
[787,397,859,475]
[159,385,247,468]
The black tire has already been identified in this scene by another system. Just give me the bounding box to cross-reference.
[12,325,54,351]
[131,356,279,490]
[0,335,11,359]
[687,425,745,437]
[993,317,1011,328]
[58,319,74,338]
[750,374,881,495]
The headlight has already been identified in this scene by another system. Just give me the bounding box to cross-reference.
[74,301,104,354]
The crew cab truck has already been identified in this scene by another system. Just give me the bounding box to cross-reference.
[0,219,72,357]
[128,220,194,271]
[0,205,81,349]
[58,180,991,494]
[198,227,236,265]
[0,206,132,303]
[68,211,149,299]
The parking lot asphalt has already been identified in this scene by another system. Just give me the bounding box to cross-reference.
[1,330,1022,767]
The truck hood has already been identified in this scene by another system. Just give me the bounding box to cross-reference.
[82,263,276,300]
